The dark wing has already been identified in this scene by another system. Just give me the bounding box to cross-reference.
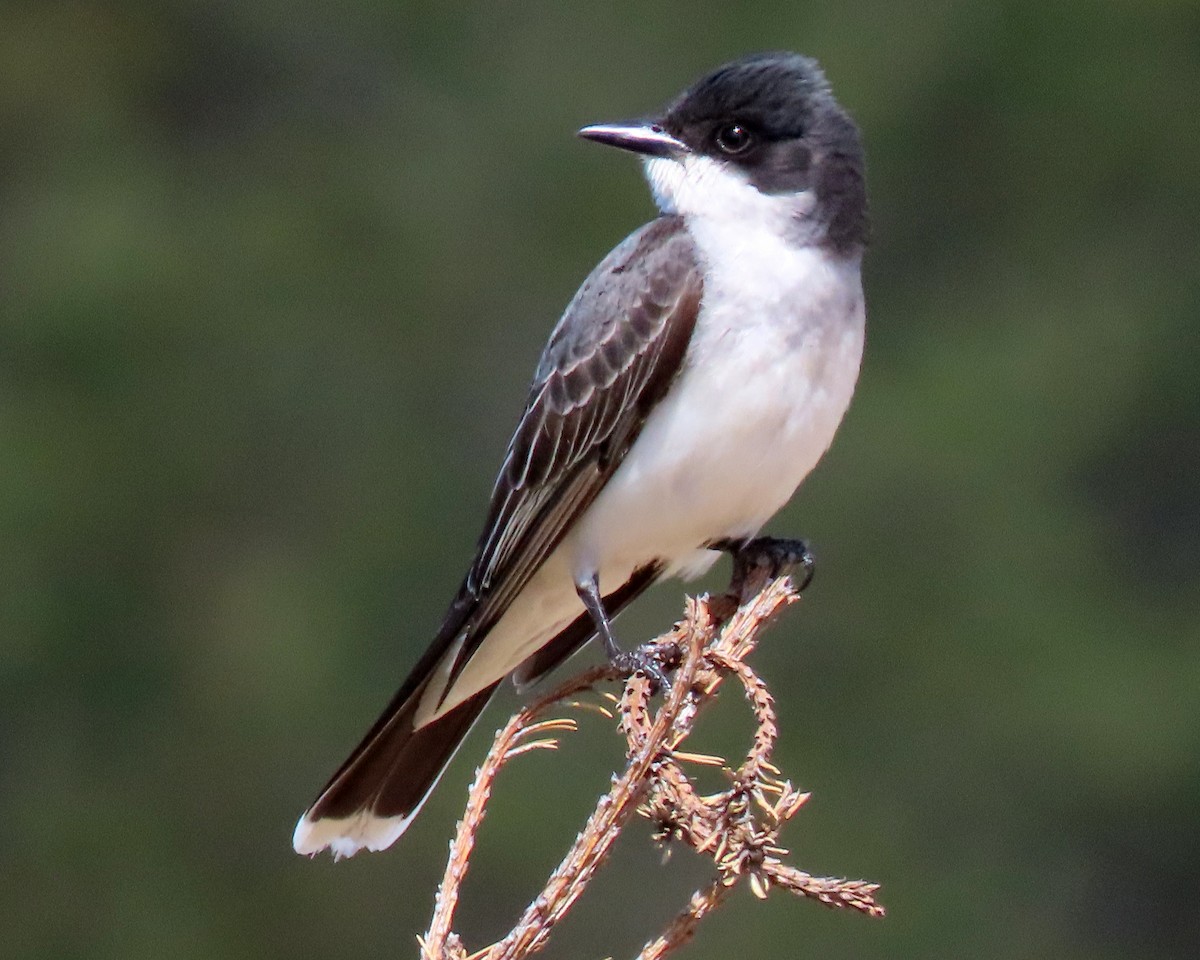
[445,215,702,678]
[294,216,701,840]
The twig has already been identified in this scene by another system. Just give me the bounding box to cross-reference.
[423,668,612,960]
[636,877,735,960]
[420,571,884,960]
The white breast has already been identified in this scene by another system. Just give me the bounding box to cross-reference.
[432,171,865,717]
[568,205,865,581]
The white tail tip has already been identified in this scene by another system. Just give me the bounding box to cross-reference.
[292,809,415,860]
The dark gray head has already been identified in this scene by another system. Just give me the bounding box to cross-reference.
[580,52,868,254]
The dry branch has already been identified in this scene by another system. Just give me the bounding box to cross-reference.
[419,568,883,960]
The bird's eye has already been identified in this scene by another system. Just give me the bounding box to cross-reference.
[714,123,754,155]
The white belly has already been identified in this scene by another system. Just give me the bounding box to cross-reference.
[434,237,864,718]
[570,243,865,579]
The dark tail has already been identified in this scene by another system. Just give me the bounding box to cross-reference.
[292,678,498,858]
[293,562,663,858]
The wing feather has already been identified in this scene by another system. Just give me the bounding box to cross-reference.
[449,215,702,675]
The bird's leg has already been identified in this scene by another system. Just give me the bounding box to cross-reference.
[575,573,672,691]
[709,535,815,600]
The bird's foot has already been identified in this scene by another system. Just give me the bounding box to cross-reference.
[709,535,815,600]
[576,572,680,693]
[608,641,681,694]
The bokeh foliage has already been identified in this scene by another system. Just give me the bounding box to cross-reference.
[2,2,1198,958]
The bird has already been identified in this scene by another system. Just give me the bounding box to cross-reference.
[293,51,868,859]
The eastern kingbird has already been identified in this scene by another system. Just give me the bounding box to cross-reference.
[294,51,868,858]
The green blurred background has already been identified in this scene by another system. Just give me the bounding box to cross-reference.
[3,1,1198,958]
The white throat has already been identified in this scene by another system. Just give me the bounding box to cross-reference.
[643,154,822,249]
[641,154,860,332]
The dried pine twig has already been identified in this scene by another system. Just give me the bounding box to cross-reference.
[420,568,884,960]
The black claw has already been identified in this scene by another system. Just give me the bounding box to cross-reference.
[793,548,816,592]
[709,535,816,598]
[611,645,673,694]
